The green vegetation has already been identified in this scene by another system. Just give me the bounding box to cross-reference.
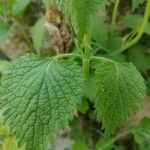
[0,0,150,149]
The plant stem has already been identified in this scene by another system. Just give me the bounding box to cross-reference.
[115,0,150,54]
[82,27,92,77]
[98,130,133,150]
[111,0,120,34]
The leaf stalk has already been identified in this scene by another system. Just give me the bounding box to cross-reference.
[115,0,150,54]
[111,0,120,34]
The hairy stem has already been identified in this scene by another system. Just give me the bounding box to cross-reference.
[111,0,120,34]
[115,0,150,54]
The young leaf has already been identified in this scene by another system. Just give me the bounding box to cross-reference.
[0,54,84,149]
[132,0,145,12]
[94,61,146,135]
[31,18,45,55]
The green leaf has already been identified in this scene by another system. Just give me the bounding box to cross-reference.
[0,54,84,149]
[94,61,146,135]
[85,76,97,101]
[123,15,150,35]
[12,0,30,17]
[31,18,45,55]
[132,0,145,12]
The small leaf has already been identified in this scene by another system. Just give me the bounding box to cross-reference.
[31,18,45,55]
[0,54,84,149]
[94,61,146,135]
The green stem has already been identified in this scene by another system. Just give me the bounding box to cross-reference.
[82,27,92,77]
[99,130,150,150]
[111,0,120,34]
[122,30,137,44]
[115,0,150,54]
[98,130,133,150]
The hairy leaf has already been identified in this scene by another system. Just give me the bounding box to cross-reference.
[94,61,146,135]
[0,54,84,149]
